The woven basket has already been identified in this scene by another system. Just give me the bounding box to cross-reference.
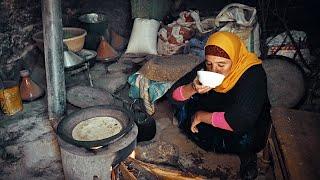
[139,54,203,82]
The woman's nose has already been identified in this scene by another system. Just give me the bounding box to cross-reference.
[212,65,219,73]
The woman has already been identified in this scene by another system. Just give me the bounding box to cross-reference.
[170,32,271,179]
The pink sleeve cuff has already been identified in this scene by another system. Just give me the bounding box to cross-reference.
[211,112,233,131]
[172,86,187,101]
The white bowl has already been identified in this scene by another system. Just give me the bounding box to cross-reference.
[197,71,225,88]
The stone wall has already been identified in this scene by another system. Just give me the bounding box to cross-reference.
[0,0,83,81]
[0,0,132,81]
[0,0,42,62]
[0,0,42,80]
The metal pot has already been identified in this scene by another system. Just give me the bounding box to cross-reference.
[78,13,108,35]
[78,13,109,50]
[136,114,156,142]
[57,105,134,149]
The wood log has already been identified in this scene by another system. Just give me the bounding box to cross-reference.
[127,157,207,180]
[119,163,137,180]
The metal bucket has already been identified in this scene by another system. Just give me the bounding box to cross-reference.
[0,81,23,116]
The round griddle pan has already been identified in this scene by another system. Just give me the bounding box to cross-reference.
[57,105,134,149]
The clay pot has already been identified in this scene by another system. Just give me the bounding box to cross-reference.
[96,36,118,60]
[19,70,44,102]
[110,29,127,51]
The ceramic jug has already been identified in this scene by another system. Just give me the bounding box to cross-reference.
[19,70,44,101]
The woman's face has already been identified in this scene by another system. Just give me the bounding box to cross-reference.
[205,55,232,76]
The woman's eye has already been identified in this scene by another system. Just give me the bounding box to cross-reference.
[218,64,224,67]
[205,61,212,65]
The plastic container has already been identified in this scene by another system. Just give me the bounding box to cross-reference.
[0,81,23,115]
[32,27,87,52]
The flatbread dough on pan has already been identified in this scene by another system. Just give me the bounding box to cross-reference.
[72,116,123,141]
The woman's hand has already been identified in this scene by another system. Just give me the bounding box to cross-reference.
[191,111,213,133]
[192,77,213,94]
[177,77,213,100]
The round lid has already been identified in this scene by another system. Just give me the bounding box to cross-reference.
[262,55,305,107]
[66,85,114,108]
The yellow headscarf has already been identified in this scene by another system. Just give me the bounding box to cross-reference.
[205,31,262,93]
